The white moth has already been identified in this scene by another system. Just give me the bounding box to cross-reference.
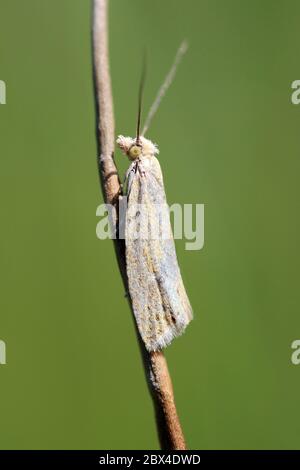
[117,42,193,352]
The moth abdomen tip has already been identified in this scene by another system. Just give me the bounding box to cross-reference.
[144,319,191,352]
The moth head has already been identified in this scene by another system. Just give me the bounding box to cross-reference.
[128,144,142,161]
[116,135,159,160]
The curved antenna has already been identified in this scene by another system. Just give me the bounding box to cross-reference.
[142,40,188,137]
[136,52,147,145]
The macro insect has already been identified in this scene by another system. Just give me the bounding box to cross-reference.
[117,42,193,352]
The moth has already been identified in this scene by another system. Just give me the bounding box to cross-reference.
[117,42,193,352]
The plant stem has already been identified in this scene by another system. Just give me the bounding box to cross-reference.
[92,0,187,450]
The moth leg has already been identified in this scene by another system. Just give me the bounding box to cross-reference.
[138,166,146,178]
[126,168,137,196]
[123,161,137,196]
[137,160,147,178]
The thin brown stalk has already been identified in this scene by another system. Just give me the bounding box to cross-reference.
[92,0,187,450]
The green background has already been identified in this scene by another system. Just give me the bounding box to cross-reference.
[0,0,300,450]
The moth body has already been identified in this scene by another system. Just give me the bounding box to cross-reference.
[117,135,193,351]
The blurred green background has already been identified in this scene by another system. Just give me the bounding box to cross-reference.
[0,0,300,450]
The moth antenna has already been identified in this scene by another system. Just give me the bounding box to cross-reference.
[142,40,188,137]
[136,52,147,146]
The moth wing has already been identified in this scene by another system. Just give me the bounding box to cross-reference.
[125,156,192,351]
